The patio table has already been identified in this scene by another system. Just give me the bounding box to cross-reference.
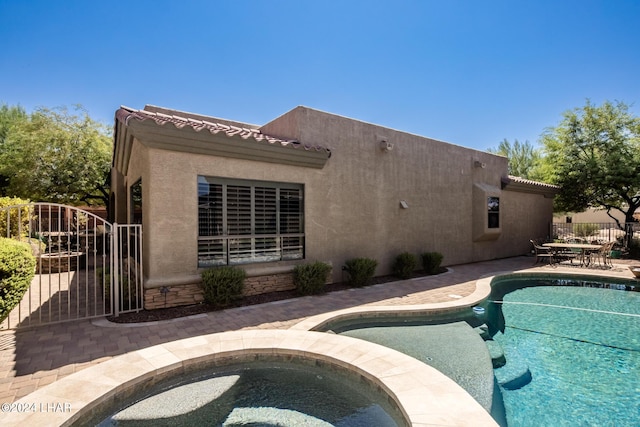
[543,242,602,267]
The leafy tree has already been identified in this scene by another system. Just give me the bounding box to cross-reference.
[0,104,27,143]
[0,105,28,193]
[0,104,112,206]
[487,138,541,179]
[539,100,640,228]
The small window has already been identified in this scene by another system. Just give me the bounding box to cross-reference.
[130,179,142,224]
[488,197,499,228]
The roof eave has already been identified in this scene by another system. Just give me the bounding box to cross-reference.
[501,176,560,198]
[114,107,331,170]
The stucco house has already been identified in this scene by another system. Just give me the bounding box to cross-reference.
[111,105,558,309]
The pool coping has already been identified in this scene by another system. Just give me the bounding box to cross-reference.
[289,271,496,332]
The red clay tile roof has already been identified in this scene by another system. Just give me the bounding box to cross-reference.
[115,106,331,156]
[503,175,559,189]
[501,176,560,197]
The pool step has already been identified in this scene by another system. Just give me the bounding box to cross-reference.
[494,355,532,390]
[485,339,506,368]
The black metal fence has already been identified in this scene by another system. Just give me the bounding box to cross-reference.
[551,222,640,248]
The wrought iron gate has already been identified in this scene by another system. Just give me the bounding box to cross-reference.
[0,203,143,329]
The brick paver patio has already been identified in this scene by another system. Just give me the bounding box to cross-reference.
[0,256,636,406]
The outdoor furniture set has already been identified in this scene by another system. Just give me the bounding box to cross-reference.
[530,239,615,268]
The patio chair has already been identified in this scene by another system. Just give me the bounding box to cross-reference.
[594,241,615,268]
[531,240,555,265]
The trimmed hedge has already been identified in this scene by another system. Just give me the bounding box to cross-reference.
[0,197,31,238]
[393,252,417,280]
[421,252,444,274]
[293,261,332,295]
[0,238,36,323]
[344,257,378,287]
[201,266,246,307]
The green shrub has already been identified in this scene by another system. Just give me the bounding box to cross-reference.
[201,266,246,307]
[0,238,36,323]
[344,257,378,287]
[0,197,31,239]
[573,223,600,238]
[293,261,332,295]
[393,252,417,279]
[421,252,444,274]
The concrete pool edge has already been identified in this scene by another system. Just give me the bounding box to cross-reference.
[2,329,497,427]
[290,267,639,333]
[289,271,496,332]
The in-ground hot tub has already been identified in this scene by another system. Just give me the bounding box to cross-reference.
[95,358,400,426]
[3,329,497,427]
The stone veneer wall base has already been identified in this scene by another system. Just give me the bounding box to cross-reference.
[143,272,298,310]
[144,283,204,310]
[243,272,295,296]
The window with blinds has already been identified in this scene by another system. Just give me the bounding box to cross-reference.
[198,176,304,267]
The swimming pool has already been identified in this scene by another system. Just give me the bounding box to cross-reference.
[486,276,640,426]
[322,274,639,426]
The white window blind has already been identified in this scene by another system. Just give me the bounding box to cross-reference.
[198,177,304,267]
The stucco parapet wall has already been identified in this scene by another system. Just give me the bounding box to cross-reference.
[501,175,560,198]
[2,329,497,427]
[263,105,502,156]
[114,105,331,170]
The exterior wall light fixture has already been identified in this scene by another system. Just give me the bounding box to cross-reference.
[400,200,409,209]
[379,139,393,152]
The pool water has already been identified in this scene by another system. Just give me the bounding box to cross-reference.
[338,320,496,412]
[329,276,639,426]
[487,280,640,427]
[97,361,400,426]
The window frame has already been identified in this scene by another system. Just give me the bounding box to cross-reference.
[197,176,304,267]
[487,196,500,229]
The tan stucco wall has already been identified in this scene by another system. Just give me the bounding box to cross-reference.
[118,107,553,288]
[553,208,625,224]
[263,107,496,273]
[501,189,554,253]
[263,107,553,270]
[112,138,150,272]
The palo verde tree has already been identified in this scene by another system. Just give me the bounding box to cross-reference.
[487,138,541,180]
[0,104,112,207]
[539,100,640,229]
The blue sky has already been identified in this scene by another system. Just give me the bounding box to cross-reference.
[1,0,639,152]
